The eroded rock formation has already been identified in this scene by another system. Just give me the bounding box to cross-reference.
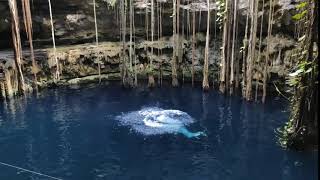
[0,0,300,99]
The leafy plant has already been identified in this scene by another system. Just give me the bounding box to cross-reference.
[216,0,225,29]
[292,10,308,20]
[292,2,309,20]
[296,2,308,9]
[278,0,318,149]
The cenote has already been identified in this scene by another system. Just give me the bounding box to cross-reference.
[0,0,318,179]
[0,83,318,180]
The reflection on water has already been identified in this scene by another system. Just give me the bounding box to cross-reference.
[0,83,318,180]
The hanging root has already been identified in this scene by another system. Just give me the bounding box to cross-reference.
[0,81,6,99]
[4,69,15,97]
[148,74,155,88]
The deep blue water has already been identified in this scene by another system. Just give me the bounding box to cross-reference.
[0,83,318,180]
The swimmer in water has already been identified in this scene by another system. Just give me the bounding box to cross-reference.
[177,127,207,138]
[143,112,207,138]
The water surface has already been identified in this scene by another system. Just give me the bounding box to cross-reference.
[0,83,318,180]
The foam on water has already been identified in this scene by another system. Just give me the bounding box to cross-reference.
[115,107,195,136]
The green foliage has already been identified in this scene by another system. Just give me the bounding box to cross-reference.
[286,0,317,88]
[296,2,308,9]
[287,61,315,87]
[292,1,309,20]
[278,0,319,149]
[216,0,226,29]
[292,10,308,20]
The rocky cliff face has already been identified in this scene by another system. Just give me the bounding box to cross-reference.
[0,0,300,98]
[1,0,175,48]
[0,0,298,48]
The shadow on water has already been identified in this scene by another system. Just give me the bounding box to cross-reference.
[0,82,318,180]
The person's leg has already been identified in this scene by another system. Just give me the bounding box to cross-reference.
[178,127,206,138]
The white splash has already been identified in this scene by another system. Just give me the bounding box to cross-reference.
[115,107,205,138]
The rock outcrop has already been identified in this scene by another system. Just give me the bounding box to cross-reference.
[0,0,299,99]
[0,0,298,48]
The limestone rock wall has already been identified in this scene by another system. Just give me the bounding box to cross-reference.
[0,0,300,99]
[0,0,298,48]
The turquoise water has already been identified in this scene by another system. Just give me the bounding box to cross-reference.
[0,83,318,180]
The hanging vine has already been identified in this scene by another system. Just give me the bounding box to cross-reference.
[172,0,179,87]
[202,0,210,91]
[8,0,26,93]
[278,0,318,150]
[22,0,38,86]
[47,0,60,82]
